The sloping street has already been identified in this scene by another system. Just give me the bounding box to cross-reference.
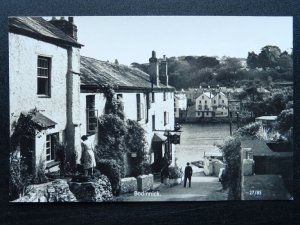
[116,169,228,201]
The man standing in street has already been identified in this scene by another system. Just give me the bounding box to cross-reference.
[184,162,193,188]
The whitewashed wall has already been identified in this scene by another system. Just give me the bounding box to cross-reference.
[9,33,81,165]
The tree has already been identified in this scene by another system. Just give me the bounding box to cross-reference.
[220,138,241,200]
[278,54,293,71]
[258,45,281,69]
[247,51,259,69]
[271,93,286,115]
[197,56,219,68]
[277,108,293,134]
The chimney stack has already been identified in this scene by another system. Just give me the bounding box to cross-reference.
[160,55,168,86]
[149,50,159,86]
[49,16,78,40]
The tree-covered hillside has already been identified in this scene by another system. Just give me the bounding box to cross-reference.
[131,45,292,90]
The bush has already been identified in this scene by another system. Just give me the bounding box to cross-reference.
[125,119,150,177]
[9,151,32,200]
[97,159,121,196]
[220,137,241,200]
[168,166,183,179]
[31,158,48,184]
[96,114,127,171]
[277,108,293,134]
[236,122,261,137]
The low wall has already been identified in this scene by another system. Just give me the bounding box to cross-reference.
[137,174,154,191]
[120,177,137,194]
[204,158,225,176]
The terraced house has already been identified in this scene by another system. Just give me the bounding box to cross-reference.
[9,17,82,173]
[195,91,228,118]
[80,51,176,175]
[9,16,176,176]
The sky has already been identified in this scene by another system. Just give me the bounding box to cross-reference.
[66,16,292,66]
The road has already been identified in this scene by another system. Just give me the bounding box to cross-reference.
[116,168,228,201]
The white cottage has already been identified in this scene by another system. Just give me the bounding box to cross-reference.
[195,92,214,117]
[79,51,176,175]
[9,17,83,173]
[212,92,228,117]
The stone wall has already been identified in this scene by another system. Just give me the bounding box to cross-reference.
[13,179,77,202]
[68,175,113,202]
[120,177,137,194]
[137,174,154,191]
[13,175,113,202]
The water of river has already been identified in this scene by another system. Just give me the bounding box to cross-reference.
[175,123,234,169]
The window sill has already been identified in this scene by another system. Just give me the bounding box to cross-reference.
[37,95,51,98]
[45,160,59,170]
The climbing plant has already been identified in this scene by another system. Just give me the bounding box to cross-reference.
[125,119,150,177]
[95,85,127,177]
[10,108,44,150]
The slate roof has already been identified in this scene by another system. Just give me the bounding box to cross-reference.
[80,56,175,91]
[255,116,277,121]
[21,111,57,129]
[152,133,167,143]
[241,138,292,157]
[203,92,214,99]
[9,17,82,48]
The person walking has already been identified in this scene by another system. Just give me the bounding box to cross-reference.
[184,162,193,188]
[80,135,96,177]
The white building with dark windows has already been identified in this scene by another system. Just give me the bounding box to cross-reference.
[80,51,176,175]
[174,90,187,119]
[195,91,228,118]
[195,92,214,117]
[9,17,83,173]
[9,17,176,178]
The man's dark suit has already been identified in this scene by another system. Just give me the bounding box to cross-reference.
[184,165,193,187]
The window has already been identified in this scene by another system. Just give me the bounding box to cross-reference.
[222,100,225,103]
[37,56,51,96]
[152,92,155,103]
[198,112,201,116]
[219,95,221,99]
[137,94,143,121]
[202,96,204,99]
[205,100,207,104]
[214,100,216,104]
[206,112,209,115]
[163,92,166,101]
[164,111,169,126]
[198,105,202,110]
[46,133,58,161]
[147,93,151,109]
[86,95,98,133]
[152,115,155,130]
[117,94,123,100]
[199,100,201,104]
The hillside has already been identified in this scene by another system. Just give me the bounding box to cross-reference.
[131,46,293,90]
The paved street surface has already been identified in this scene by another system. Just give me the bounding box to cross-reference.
[116,167,228,201]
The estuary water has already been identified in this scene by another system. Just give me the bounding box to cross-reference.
[175,123,234,170]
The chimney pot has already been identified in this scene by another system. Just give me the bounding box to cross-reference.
[152,51,156,58]
[51,16,56,20]
[68,17,74,23]
[60,16,65,20]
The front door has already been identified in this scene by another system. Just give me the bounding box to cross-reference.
[152,142,163,173]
